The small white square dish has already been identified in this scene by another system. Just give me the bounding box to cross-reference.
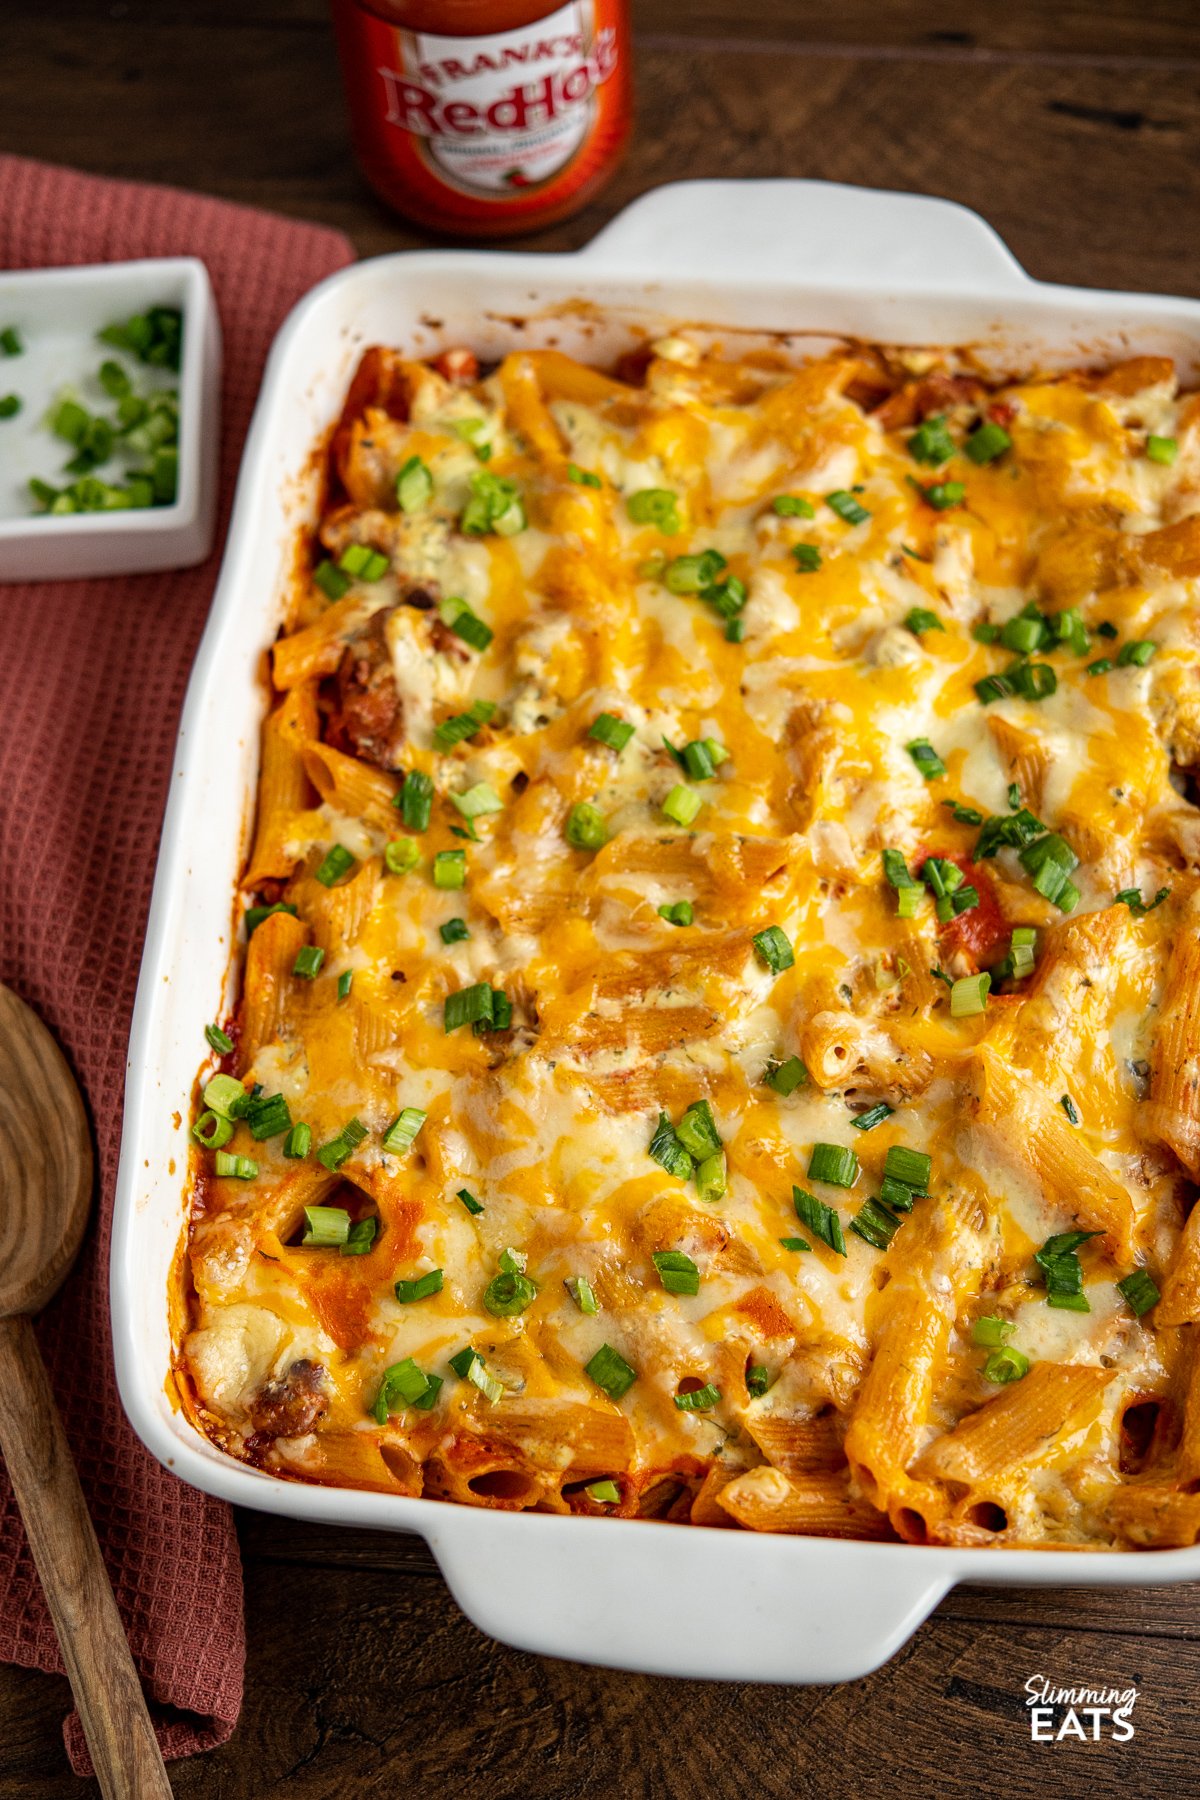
[0,257,220,583]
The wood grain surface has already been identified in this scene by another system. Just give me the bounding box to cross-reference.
[5,1,1200,1794]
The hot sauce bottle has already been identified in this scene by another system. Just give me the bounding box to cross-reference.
[329,0,631,237]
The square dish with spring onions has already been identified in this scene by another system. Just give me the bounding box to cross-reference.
[180,335,1200,1547]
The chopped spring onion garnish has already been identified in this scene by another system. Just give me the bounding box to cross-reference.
[907,415,956,467]
[381,1107,427,1154]
[992,924,1038,984]
[972,1316,1014,1347]
[313,559,351,601]
[1118,1270,1160,1317]
[1146,435,1178,466]
[338,542,389,582]
[904,607,945,636]
[213,1151,258,1180]
[674,1383,720,1412]
[950,971,991,1017]
[204,1073,247,1118]
[773,494,816,517]
[1019,832,1079,911]
[586,1480,620,1506]
[314,1117,367,1172]
[626,488,680,533]
[649,1112,694,1181]
[696,1151,727,1203]
[808,1143,859,1188]
[974,806,1044,859]
[484,1264,539,1317]
[433,849,467,890]
[984,1347,1029,1384]
[726,619,745,643]
[342,1217,377,1256]
[301,1205,351,1247]
[1060,1094,1081,1126]
[681,738,723,780]
[205,1022,234,1055]
[906,738,946,780]
[849,1197,902,1250]
[1001,613,1050,655]
[398,770,434,831]
[792,543,822,572]
[1053,607,1089,656]
[385,837,420,876]
[439,594,494,652]
[676,1100,722,1160]
[1035,1230,1098,1310]
[882,849,921,912]
[461,469,526,537]
[753,924,794,974]
[566,1275,599,1315]
[780,1235,811,1252]
[440,916,470,944]
[244,1092,292,1141]
[457,1187,484,1215]
[433,698,497,752]
[473,987,511,1035]
[589,712,635,751]
[192,1110,233,1150]
[337,971,353,1001]
[916,479,965,511]
[793,1186,847,1255]
[99,305,182,368]
[566,801,608,851]
[653,1250,700,1296]
[0,395,21,419]
[850,1102,893,1132]
[396,454,433,513]
[883,1146,931,1193]
[314,844,357,888]
[449,1347,504,1404]
[283,1122,311,1159]
[1117,639,1157,667]
[879,1175,917,1213]
[765,1055,808,1095]
[965,422,1012,464]
[0,327,23,356]
[585,1344,637,1400]
[452,781,503,822]
[293,945,325,980]
[746,1365,774,1397]
[373,1357,437,1423]
[394,1268,444,1304]
[444,981,494,1032]
[662,784,702,827]
[567,463,603,488]
[1114,885,1170,916]
[826,490,870,525]
[657,900,694,926]
[664,549,726,593]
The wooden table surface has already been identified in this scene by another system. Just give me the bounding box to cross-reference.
[6,1,1200,1793]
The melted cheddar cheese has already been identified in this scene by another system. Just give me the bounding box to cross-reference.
[182,340,1200,1547]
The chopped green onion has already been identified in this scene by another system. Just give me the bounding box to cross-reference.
[779,1235,811,1252]
[567,463,602,488]
[807,1143,858,1188]
[681,739,717,781]
[664,549,726,593]
[0,327,23,356]
[1001,614,1050,656]
[433,849,467,890]
[1146,435,1178,466]
[399,770,434,832]
[753,924,794,974]
[676,1100,722,1160]
[850,1102,893,1132]
[98,306,182,369]
[395,1268,444,1304]
[657,900,694,926]
[878,1175,917,1214]
[1019,832,1078,909]
[338,542,389,582]
[214,1151,258,1180]
[792,544,822,573]
[589,712,635,751]
[1117,1270,1160,1317]
[340,1217,377,1257]
[385,836,420,876]
[918,480,965,511]
[1060,1094,1081,1126]
[793,1186,846,1255]
[586,1479,621,1504]
[457,1187,484,1216]
[452,781,503,822]
[1117,639,1157,667]
[381,1107,427,1154]
[373,1357,435,1422]
[882,848,920,896]
[648,1112,694,1181]
[972,1316,1014,1347]
[244,1092,292,1141]
[314,1117,367,1172]
[773,494,815,517]
[849,1197,902,1249]
[448,1347,503,1404]
[313,558,351,601]
[192,1109,233,1150]
[950,972,991,1016]
[765,1055,808,1096]
[444,981,493,1031]
[461,469,525,537]
[746,1365,774,1397]
[965,422,1012,464]
[1048,1292,1091,1313]
[302,1205,351,1247]
[674,1383,720,1412]
[336,969,354,1001]
[696,1151,727,1203]
[483,1266,539,1316]
[905,607,945,636]
[0,395,21,419]
[283,1122,311,1159]
[626,488,680,533]
[984,1347,1029,1384]
[826,490,870,525]
[653,1250,700,1296]
[662,785,701,827]
[883,1146,931,1192]
[566,801,608,851]
[907,415,956,467]
[566,1275,599,1315]
[585,1344,637,1400]
[293,944,325,980]
[440,917,470,944]
[473,986,511,1035]
[315,844,356,888]
[205,1023,234,1055]
[433,698,496,751]
[906,738,946,781]
[1114,885,1170,917]
[204,1073,246,1119]
[396,454,433,513]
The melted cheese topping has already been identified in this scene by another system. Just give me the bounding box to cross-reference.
[182,343,1200,1548]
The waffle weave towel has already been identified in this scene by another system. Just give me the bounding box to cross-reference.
[0,152,353,1774]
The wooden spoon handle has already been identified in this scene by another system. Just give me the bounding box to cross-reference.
[0,1315,173,1798]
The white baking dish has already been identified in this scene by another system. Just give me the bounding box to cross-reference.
[112,182,1200,1684]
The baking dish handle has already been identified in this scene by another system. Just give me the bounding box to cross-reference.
[421,1509,953,1684]
[580,179,1030,293]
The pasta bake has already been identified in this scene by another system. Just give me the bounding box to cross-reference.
[180,333,1200,1549]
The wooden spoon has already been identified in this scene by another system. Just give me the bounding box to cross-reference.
[0,983,172,1798]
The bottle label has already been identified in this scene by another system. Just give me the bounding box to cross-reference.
[379,2,618,197]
